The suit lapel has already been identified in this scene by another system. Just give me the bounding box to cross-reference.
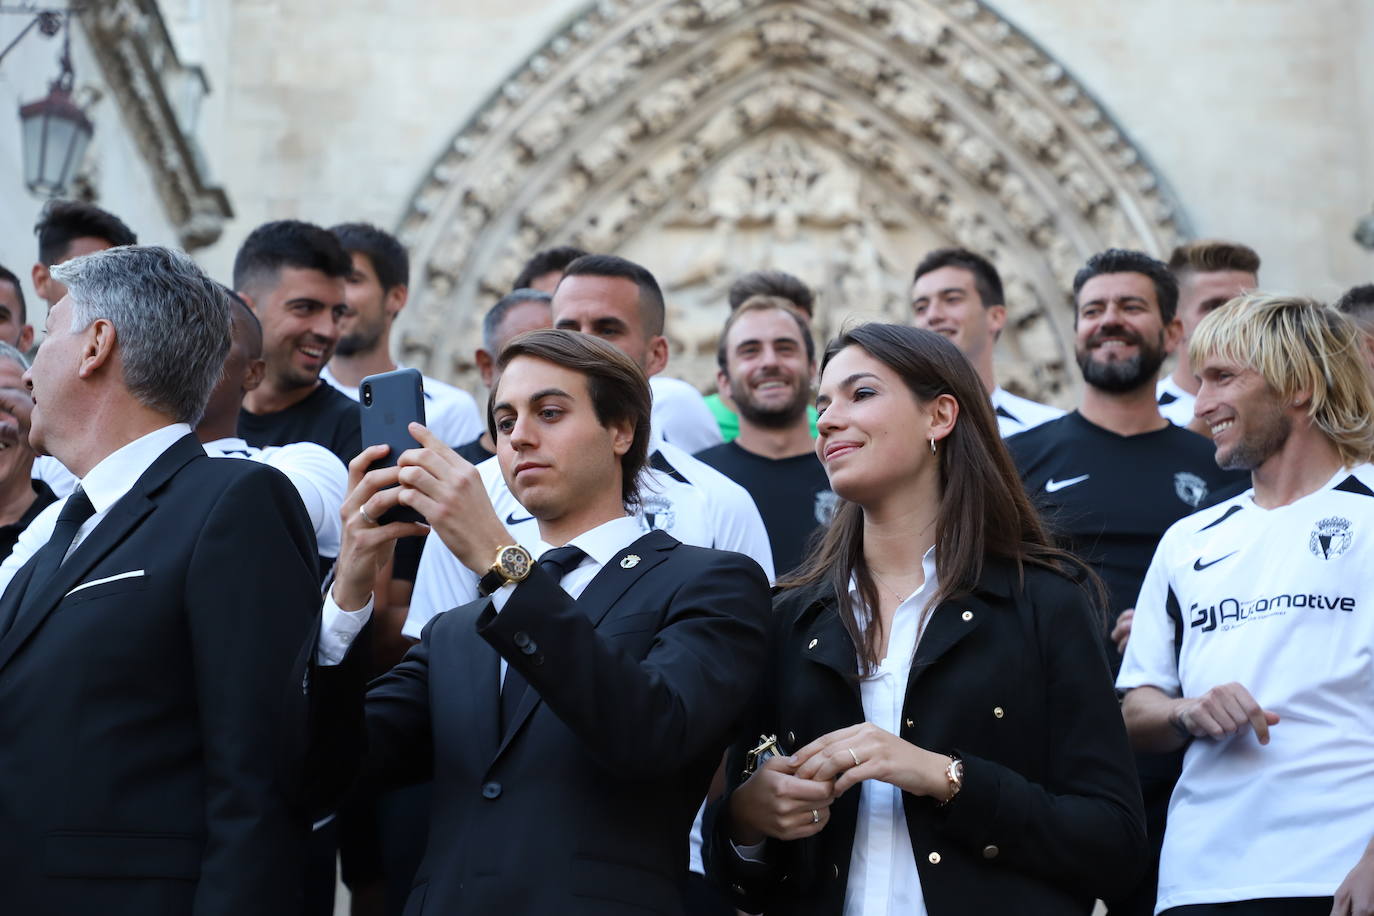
[489,530,675,765]
[905,593,992,693]
[0,435,202,674]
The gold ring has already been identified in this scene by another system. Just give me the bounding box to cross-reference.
[848,747,861,767]
[811,809,819,824]
[359,505,379,526]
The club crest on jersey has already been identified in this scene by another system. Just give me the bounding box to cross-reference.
[814,490,839,525]
[640,494,676,532]
[1309,516,1353,560]
[1173,471,1209,508]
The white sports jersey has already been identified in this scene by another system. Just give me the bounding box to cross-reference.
[404,430,774,639]
[203,437,347,558]
[1118,464,1374,912]
[1156,376,1197,427]
[32,455,78,499]
[650,375,723,454]
[322,363,483,448]
[990,386,1063,438]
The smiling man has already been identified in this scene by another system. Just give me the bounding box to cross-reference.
[695,296,831,575]
[234,220,361,466]
[316,329,770,915]
[1119,294,1374,916]
[1006,248,1245,916]
[0,344,56,558]
[911,247,1062,436]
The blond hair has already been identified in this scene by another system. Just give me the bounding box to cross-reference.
[1190,293,1374,466]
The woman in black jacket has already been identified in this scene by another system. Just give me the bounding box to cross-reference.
[707,323,1146,915]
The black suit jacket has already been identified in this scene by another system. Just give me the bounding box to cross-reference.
[0,433,323,916]
[326,529,770,915]
[706,560,1147,915]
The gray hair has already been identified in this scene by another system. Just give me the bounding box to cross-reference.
[482,288,552,352]
[50,246,231,425]
[0,341,30,373]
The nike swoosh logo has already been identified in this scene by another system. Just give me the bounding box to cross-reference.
[1045,474,1090,493]
[504,512,535,525]
[1193,552,1237,571]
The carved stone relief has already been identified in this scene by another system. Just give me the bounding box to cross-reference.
[395,0,1188,404]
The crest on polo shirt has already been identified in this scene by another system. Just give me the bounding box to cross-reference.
[1310,516,1353,560]
[640,494,676,532]
[1174,471,1209,508]
[814,490,839,525]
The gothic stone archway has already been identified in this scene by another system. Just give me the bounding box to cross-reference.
[395,0,1188,402]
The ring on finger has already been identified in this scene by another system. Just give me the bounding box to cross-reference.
[811,809,820,825]
[848,747,861,767]
[359,505,379,526]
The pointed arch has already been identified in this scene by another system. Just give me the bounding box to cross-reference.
[396,0,1187,398]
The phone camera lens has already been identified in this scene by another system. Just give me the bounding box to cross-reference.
[362,385,373,406]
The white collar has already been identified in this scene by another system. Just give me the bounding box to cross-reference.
[79,423,192,514]
[534,514,644,568]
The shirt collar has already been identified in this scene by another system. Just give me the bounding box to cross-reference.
[79,424,192,514]
[846,544,939,618]
[534,514,643,569]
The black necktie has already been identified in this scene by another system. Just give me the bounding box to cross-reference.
[499,545,587,734]
[0,487,96,638]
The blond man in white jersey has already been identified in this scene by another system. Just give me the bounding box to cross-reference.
[1119,294,1374,916]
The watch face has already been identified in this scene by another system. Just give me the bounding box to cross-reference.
[499,545,532,579]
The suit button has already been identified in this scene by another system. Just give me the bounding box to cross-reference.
[481,781,502,799]
[513,631,531,648]
[787,730,796,745]
[928,851,941,864]
[993,706,1004,718]
[520,640,538,655]
[982,844,1000,859]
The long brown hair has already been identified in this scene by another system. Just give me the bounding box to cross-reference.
[783,323,1094,674]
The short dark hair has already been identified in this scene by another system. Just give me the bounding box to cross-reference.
[1335,284,1374,323]
[559,254,666,337]
[1072,248,1179,324]
[492,328,651,509]
[727,270,815,315]
[717,296,815,372]
[483,288,552,352]
[513,245,588,292]
[0,264,27,324]
[912,248,1004,308]
[34,200,137,265]
[330,222,409,291]
[1168,239,1261,278]
[232,219,352,294]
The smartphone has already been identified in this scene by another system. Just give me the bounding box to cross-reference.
[360,368,426,524]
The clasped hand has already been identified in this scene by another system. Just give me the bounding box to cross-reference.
[728,722,951,846]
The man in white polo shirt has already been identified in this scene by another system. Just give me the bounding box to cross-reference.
[1119,293,1374,916]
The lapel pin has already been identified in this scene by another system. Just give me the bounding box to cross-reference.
[620,554,641,569]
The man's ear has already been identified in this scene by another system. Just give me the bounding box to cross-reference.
[1163,315,1184,355]
[986,304,1008,341]
[609,416,636,458]
[475,349,495,389]
[243,357,267,393]
[17,324,34,353]
[31,263,50,303]
[644,335,669,378]
[78,318,118,378]
[385,284,408,321]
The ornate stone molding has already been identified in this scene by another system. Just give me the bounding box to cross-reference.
[396,0,1189,400]
[81,0,232,250]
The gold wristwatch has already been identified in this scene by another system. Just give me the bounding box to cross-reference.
[476,544,533,596]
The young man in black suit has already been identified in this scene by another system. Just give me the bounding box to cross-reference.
[0,246,323,915]
[318,329,771,915]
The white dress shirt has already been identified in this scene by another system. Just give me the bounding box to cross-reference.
[202,436,347,558]
[845,547,938,916]
[0,424,191,596]
[317,514,644,668]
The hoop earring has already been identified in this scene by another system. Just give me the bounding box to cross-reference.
[929,437,937,456]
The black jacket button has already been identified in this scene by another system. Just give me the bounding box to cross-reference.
[481,781,502,799]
